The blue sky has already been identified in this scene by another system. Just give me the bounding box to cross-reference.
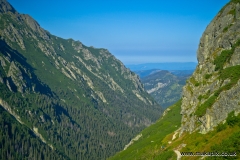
[8,0,229,64]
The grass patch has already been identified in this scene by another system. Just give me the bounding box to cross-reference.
[223,26,229,33]
[226,111,240,127]
[195,95,218,116]
[154,150,176,160]
[214,49,233,71]
[205,74,212,79]
[178,114,240,159]
[189,77,197,85]
[219,65,240,83]
[207,113,240,159]
[186,85,192,94]
[198,95,203,101]
[231,0,240,4]
[216,123,227,132]
[214,39,240,71]
[188,77,200,87]
[195,82,200,87]
[228,9,236,16]
[223,24,233,33]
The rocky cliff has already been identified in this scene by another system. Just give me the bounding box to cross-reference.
[110,1,240,159]
[0,0,162,159]
[180,0,240,135]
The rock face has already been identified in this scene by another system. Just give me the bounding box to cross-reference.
[180,0,240,135]
[109,2,240,159]
[0,0,16,13]
[0,0,162,159]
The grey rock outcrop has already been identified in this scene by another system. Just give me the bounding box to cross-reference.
[7,62,27,93]
[0,0,16,13]
[180,1,240,135]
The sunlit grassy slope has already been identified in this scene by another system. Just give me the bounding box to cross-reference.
[162,111,240,160]
[109,100,240,160]
[109,100,182,160]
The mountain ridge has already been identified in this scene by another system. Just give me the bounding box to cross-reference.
[0,0,162,159]
[126,62,197,71]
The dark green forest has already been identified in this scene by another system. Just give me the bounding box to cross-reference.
[0,1,162,159]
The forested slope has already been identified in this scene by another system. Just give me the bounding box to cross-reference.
[0,0,162,159]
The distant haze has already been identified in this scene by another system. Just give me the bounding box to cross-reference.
[126,62,197,71]
[8,0,229,64]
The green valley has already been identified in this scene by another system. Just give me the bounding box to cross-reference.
[1,0,240,159]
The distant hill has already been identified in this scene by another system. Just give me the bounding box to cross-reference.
[126,62,197,71]
[134,69,162,78]
[138,70,192,108]
[135,69,194,78]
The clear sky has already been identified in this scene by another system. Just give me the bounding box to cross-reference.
[8,0,229,64]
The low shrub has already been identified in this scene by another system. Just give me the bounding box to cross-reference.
[214,39,240,71]
[216,123,227,132]
[205,74,212,79]
[195,95,217,116]
[226,111,240,127]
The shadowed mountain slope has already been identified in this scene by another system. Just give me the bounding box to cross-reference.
[0,0,162,159]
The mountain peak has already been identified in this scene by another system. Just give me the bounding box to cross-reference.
[0,0,16,14]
